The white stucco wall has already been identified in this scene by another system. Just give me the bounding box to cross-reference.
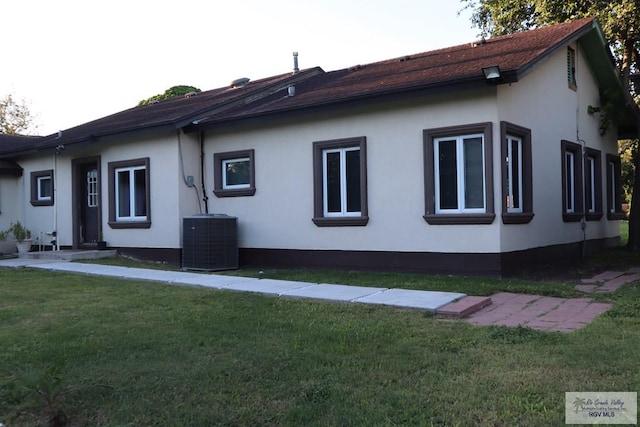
[10,154,61,246]
[205,43,621,256]
[496,41,621,252]
[206,91,503,254]
[12,130,202,250]
[0,175,23,245]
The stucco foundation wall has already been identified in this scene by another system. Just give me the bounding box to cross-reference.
[497,42,621,253]
[206,91,503,254]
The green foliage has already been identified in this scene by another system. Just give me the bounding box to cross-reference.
[0,93,36,135]
[138,85,202,106]
[620,139,636,203]
[2,221,31,242]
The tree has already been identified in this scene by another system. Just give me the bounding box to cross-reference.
[460,0,640,249]
[138,85,202,106]
[0,93,36,135]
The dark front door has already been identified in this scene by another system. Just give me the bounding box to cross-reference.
[78,161,100,246]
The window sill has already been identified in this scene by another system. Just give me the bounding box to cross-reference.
[586,212,603,221]
[502,212,534,224]
[607,212,626,220]
[423,213,495,225]
[562,213,583,222]
[214,187,256,197]
[108,221,151,229]
[312,216,369,227]
[30,200,54,207]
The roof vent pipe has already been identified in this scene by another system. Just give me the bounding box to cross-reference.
[293,52,299,74]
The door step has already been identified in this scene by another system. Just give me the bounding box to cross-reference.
[436,296,492,318]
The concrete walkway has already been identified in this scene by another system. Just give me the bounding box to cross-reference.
[0,258,468,313]
[0,257,618,332]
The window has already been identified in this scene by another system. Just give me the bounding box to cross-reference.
[567,47,577,90]
[108,158,151,228]
[561,140,583,222]
[214,149,255,197]
[30,170,54,206]
[313,137,368,226]
[500,122,533,224]
[423,123,494,224]
[87,169,98,207]
[584,148,602,221]
[606,154,625,219]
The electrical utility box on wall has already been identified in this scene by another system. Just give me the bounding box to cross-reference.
[182,214,238,271]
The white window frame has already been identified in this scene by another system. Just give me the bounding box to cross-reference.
[565,151,576,213]
[322,146,361,217]
[433,133,486,214]
[609,161,616,214]
[87,169,98,207]
[587,156,596,213]
[37,175,52,201]
[506,135,523,213]
[222,157,251,190]
[115,165,147,222]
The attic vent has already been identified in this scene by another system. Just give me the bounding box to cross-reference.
[349,64,363,71]
[471,38,487,47]
[399,55,412,62]
[150,100,160,104]
[230,77,250,88]
[184,92,198,98]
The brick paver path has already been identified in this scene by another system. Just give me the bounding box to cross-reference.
[576,270,640,293]
[465,292,612,332]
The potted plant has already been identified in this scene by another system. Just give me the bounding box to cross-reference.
[6,221,32,253]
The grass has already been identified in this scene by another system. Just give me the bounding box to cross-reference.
[2,242,640,425]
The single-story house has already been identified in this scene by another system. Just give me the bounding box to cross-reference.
[0,17,635,276]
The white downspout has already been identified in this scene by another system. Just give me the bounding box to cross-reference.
[53,137,63,251]
[575,44,587,258]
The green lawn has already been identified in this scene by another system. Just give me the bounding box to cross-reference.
[1,258,640,425]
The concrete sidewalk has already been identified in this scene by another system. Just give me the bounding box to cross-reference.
[0,258,469,313]
[0,257,616,331]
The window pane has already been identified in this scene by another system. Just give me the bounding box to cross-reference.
[464,137,484,209]
[565,152,574,212]
[117,170,131,217]
[345,149,361,212]
[225,159,250,186]
[438,139,457,209]
[586,157,595,212]
[325,151,341,213]
[39,177,52,199]
[87,169,98,207]
[509,139,521,209]
[609,162,616,213]
[134,168,146,217]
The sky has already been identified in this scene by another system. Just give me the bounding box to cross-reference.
[2,0,481,136]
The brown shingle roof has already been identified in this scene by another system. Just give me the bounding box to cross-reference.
[3,16,626,156]
[0,134,44,155]
[199,17,599,123]
[0,69,322,156]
